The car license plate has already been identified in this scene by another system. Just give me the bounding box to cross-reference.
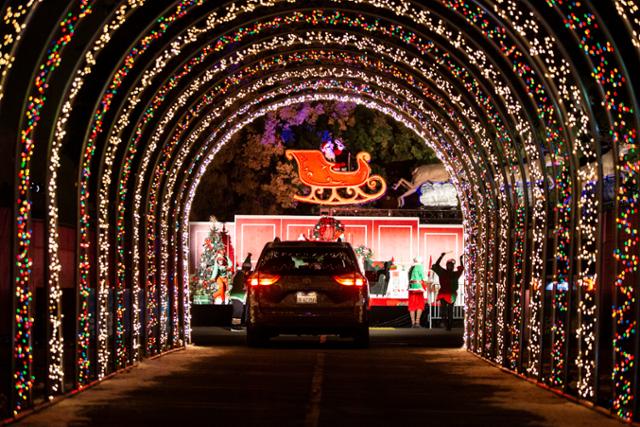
[296,292,317,304]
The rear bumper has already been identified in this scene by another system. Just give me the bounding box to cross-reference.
[248,303,368,334]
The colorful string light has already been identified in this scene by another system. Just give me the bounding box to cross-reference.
[3,1,638,422]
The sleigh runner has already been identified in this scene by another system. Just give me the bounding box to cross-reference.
[286,150,387,205]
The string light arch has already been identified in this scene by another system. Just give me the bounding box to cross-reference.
[1,0,638,422]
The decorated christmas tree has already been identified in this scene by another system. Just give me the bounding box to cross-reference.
[191,220,233,305]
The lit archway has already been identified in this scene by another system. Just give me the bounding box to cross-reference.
[1,0,637,422]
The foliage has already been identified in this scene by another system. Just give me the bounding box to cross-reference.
[190,101,438,221]
[354,245,373,262]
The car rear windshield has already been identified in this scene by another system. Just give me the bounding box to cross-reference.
[257,247,357,275]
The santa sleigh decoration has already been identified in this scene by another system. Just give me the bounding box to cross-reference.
[286,150,387,205]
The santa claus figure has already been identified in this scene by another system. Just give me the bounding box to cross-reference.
[320,140,336,162]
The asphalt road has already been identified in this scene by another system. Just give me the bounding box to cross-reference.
[17,327,624,427]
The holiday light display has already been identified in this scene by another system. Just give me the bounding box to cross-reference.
[0,0,42,102]
[126,28,518,343]
[13,1,92,411]
[114,36,496,358]
[46,0,146,389]
[2,0,638,423]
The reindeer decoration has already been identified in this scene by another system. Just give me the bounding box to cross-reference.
[393,163,451,207]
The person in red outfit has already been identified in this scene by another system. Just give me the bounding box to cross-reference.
[407,257,426,328]
[432,252,464,330]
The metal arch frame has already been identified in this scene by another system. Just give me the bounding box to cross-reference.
[101,18,504,346]
[149,66,488,340]
[516,0,615,400]
[10,0,94,412]
[125,5,536,364]
[452,0,585,384]
[91,2,528,372]
[158,85,488,350]
[0,0,44,107]
[3,0,639,421]
[122,5,544,360]
[40,0,150,396]
[578,0,640,416]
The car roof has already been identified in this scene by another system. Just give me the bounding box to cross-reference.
[263,240,353,249]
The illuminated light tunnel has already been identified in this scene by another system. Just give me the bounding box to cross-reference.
[0,0,638,422]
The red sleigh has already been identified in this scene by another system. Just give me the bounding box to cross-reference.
[285,150,387,205]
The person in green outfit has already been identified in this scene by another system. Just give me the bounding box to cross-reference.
[229,261,250,331]
[407,257,426,328]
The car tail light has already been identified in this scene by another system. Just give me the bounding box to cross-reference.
[333,273,365,287]
[249,273,281,286]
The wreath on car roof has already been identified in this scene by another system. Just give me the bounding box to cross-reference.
[312,215,345,241]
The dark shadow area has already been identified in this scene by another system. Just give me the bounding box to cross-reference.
[191,304,464,329]
[191,326,465,349]
[64,327,552,427]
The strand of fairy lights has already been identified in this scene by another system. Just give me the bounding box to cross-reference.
[91,5,510,372]
[614,0,640,49]
[149,76,479,346]
[45,0,147,385]
[13,1,92,412]
[107,10,528,358]
[0,0,42,102]
[76,0,206,369]
[102,10,524,358]
[7,0,633,419]
[165,85,476,320]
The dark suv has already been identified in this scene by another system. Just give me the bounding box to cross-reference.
[246,240,369,347]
